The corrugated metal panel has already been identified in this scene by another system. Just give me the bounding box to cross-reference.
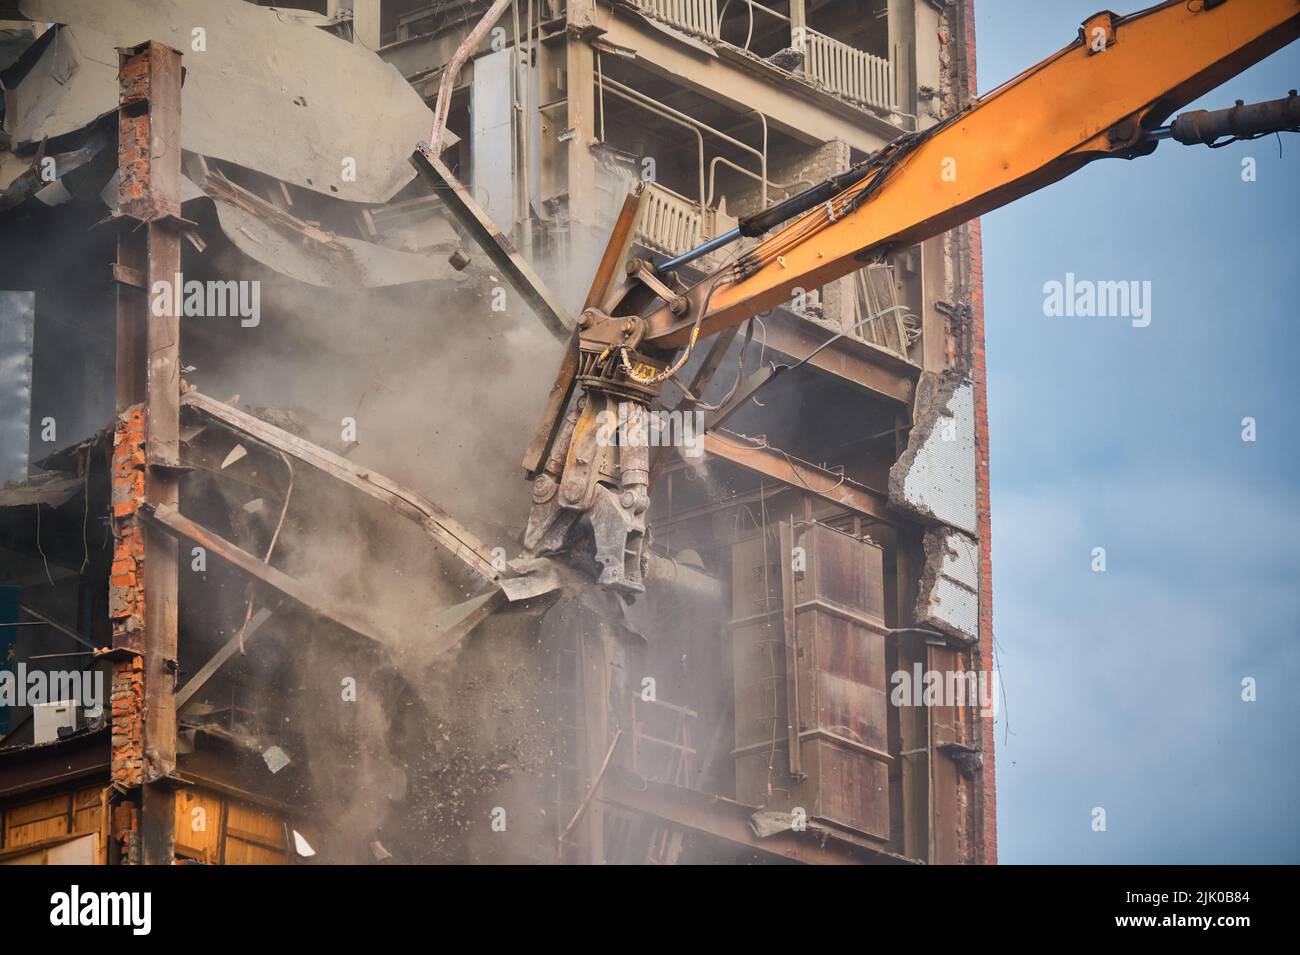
[731,522,891,840]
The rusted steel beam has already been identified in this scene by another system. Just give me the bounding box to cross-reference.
[410,149,571,341]
[778,520,802,776]
[181,390,499,583]
[600,777,913,865]
[139,503,388,646]
[523,190,648,477]
[521,328,580,478]
[761,313,918,405]
[586,191,648,312]
[565,1,600,234]
[702,430,896,524]
[113,40,184,867]
[927,640,972,864]
[649,323,742,484]
[428,0,513,152]
[174,608,273,711]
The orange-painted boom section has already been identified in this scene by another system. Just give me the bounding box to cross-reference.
[643,0,1300,349]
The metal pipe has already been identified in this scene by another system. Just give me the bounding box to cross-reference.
[17,605,99,652]
[599,78,708,212]
[1149,92,1300,145]
[752,109,768,209]
[658,157,881,273]
[428,0,513,153]
[601,86,706,227]
[720,0,788,48]
[599,75,772,205]
[643,552,723,601]
[512,0,527,227]
[654,227,740,273]
[707,155,811,210]
[597,51,606,142]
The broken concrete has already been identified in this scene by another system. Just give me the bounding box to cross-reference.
[9,0,441,203]
[916,526,979,644]
[889,370,977,534]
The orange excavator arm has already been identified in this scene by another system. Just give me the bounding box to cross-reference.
[637,0,1300,349]
[521,0,1300,592]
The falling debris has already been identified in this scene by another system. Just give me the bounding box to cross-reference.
[220,445,247,470]
[262,746,291,775]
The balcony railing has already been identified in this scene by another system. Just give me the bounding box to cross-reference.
[850,262,920,358]
[800,27,896,112]
[631,2,897,114]
[637,182,705,258]
[633,0,721,40]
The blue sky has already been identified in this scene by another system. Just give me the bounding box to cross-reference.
[975,1,1300,863]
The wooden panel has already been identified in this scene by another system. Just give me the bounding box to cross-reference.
[224,802,286,865]
[48,832,99,864]
[4,794,71,849]
[1,832,99,865]
[2,787,104,858]
[72,786,102,836]
[174,788,224,864]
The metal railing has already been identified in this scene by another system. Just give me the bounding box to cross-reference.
[631,3,896,113]
[638,183,707,258]
[850,262,920,358]
[800,27,896,112]
[633,0,721,40]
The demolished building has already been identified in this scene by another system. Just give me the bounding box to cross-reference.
[0,0,994,865]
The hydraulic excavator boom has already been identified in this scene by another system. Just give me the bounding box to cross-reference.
[521,0,1300,591]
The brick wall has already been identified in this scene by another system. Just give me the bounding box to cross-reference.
[960,0,997,865]
[109,406,146,857]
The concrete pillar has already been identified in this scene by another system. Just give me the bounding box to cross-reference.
[353,0,381,50]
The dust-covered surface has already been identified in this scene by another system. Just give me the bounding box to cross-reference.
[888,369,977,533]
[915,526,979,643]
